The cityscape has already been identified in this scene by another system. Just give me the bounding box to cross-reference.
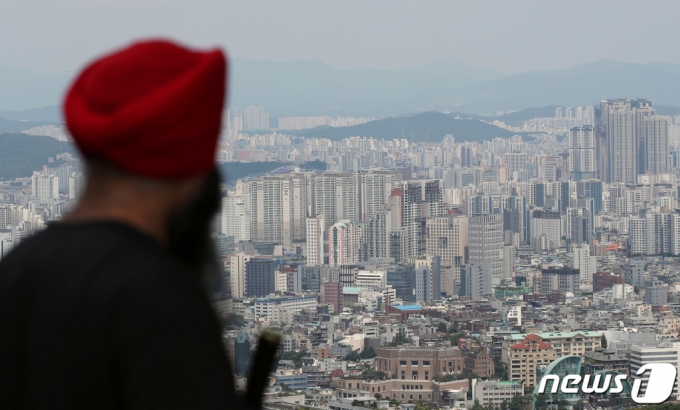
[3,96,680,409]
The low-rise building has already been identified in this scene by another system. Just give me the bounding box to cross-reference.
[472,380,523,406]
[582,348,629,375]
[463,347,494,378]
[505,334,557,387]
[373,347,463,380]
[503,330,601,360]
[335,378,468,404]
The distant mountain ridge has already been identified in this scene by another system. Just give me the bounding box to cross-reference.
[288,112,530,142]
[4,59,680,116]
[0,134,75,179]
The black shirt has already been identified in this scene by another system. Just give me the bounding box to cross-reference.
[0,222,237,409]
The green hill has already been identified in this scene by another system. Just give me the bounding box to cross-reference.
[290,112,526,142]
[0,133,76,179]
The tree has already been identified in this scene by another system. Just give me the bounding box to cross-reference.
[533,394,548,410]
[280,350,308,368]
[499,400,509,410]
[470,400,486,410]
[374,393,382,400]
[437,323,448,333]
[360,346,377,359]
[224,313,247,327]
[601,334,608,349]
[555,394,569,410]
[493,356,508,381]
[345,350,361,361]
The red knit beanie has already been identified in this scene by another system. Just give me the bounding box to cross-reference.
[64,39,227,179]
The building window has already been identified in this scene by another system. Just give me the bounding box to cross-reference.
[401,371,405,380]
[400,361,406,367]
[412,371,418,380]
[423,361,430,367]
[425,371,429,380]
[411,361,418,366]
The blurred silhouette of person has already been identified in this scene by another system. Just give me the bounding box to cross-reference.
[0,40,238,409]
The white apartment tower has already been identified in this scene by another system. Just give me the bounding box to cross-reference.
[359,169,400,221]
[221,193,251,243]
[306,214,325,266]
[314,172,358,229]
[249,174,308,247]
[328,220,363,267]
[31,166,59,204]
[569,126,596,181]
[230,252,251,299]
[468,214,503,286]
[572,243,596,283]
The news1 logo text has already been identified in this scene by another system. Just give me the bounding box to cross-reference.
[537,363,677,404]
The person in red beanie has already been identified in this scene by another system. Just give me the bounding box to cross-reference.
[0,40,239,409]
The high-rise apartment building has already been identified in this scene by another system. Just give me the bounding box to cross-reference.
[314,172,359,229]
[31,167,59,204]
[328,220,363,267]
[249,174,308,247]
[230,252,251,299]
[572,243,596,283]
[601,99,669,183]
[221,193,251,243]
[242,105,269,130]
[643,115,670,175]
[602,99,636,184]
[413,266,432,302]
[425,215,468,294]
[459,260,492,301]
[468,214,503,285]
[569,126,596,180]
[68,172,85,201]
[530,209,561,250]
[306,214,325,266]
[359,169,400,221]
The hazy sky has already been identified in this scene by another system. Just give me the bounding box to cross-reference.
[2,0,680,75]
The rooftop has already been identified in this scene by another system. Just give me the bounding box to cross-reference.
[391,305,423,311]
[508,330,601,340]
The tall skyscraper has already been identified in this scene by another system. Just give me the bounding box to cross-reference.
[601,99,669,183]
[643,115,670,175]
[31,166,59,204]
[249,174,308,247]
[413,266,432,302]
[359,169,400,221]
[314,172,358,229]
[245,258,276,297]
[306,215,325,266]
[572,243,596,283]
[459,260,492,301]
[221,193,251,243]
[530,209,561,250]
[230,252,251,299]
[468,214,503,286]
[602,99,636,184]
[327,220,363,267]
[568,126,596,180]
[425,215,468,295]
[242,105,269,130]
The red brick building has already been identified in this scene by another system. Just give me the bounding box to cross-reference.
[593,272,624,292]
